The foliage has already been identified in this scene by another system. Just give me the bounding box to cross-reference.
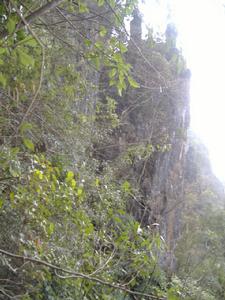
[0,148,168,298]
[175,136,225,300]
[1,1,224,299]
[0,1,171,299]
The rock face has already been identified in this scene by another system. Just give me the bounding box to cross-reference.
[121,14,190,268]
[104,11,191,271]
[98,9,224,274]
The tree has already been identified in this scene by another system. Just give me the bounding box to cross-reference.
[0,1,170,299]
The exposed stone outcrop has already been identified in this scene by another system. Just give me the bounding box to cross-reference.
[96,8,193,271]
[116,10,190,271]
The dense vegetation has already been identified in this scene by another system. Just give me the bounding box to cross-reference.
[0,1,225,299]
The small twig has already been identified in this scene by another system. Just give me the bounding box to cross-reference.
[89,247,116,276]
[138,158,149,186]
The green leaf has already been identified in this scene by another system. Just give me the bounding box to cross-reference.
[0,47,6,55]
[95,178,100,187]
[20,122,33,134]
[167,289,180,300]
[122,181,131,193]
[117,209,125,215]
[78,2,89,13]
[155,235,161,249]
[98,0,105,6]
[0,73,6,87]
[108,0,116,8]
[128,76,140,88]
[71,179,76,188]
[18,49,35,67]
[114,216,122,223]
[77,187,83,197]
[66,171,74,181]
[10,192,14,201]
[108,68,117,78]
[119,42,127,53]
[47,223,55,236]
[85,223,94,235]
[0,199,3,209]
[16,29,26,41]
[91,56,100,70]
[84,39,92,47]
[6,17,16,34]
[99,26,107,37]
[36,170,43,180]
[117,87,122,96]
[24,37,37,47]
[23,138,34,151]
[119,72,125,84]
[109,79,116,87]
[95,41,103,50]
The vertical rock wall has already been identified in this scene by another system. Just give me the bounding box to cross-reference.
[96,9,192,272]
[117,11,191,271]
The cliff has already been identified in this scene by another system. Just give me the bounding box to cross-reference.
[96,11,191,271]
[1,2,225,299]
[98,11,225,276]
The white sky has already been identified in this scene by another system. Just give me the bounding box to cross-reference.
[140,0,225,181]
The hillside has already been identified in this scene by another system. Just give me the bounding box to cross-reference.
[0,1,225,299]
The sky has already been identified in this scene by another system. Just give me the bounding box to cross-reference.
[139,0,225,181]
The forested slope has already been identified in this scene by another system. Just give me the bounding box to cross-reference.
[0,1,225,299]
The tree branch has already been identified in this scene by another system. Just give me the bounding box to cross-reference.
[0,248,164,299]
[0,0,67,39]
[9,1,46,129]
